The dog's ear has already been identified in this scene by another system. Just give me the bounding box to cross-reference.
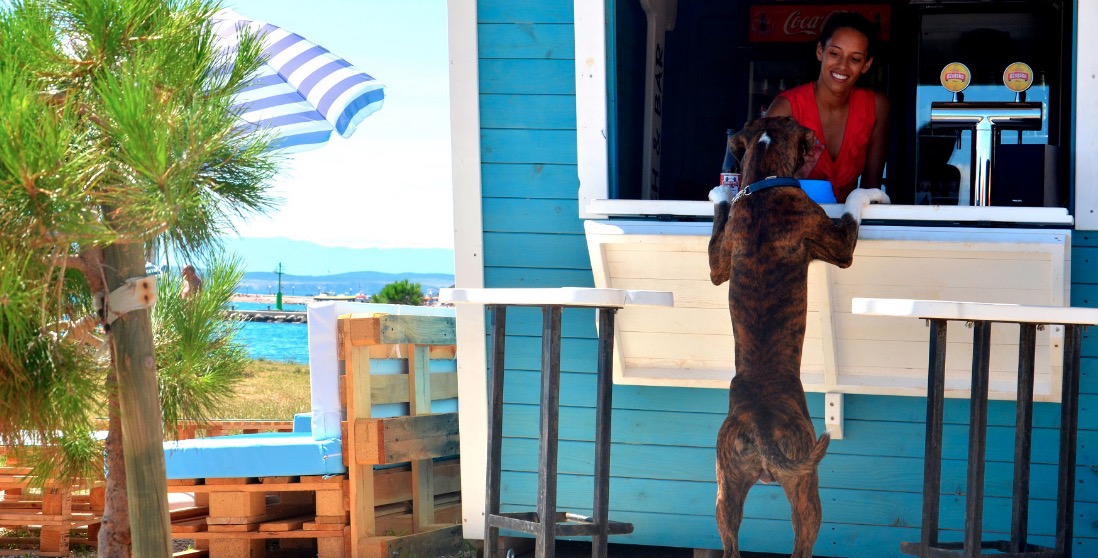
[729,126,751,164]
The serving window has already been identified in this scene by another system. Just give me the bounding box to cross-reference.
[573,1,1084,402]
[576,0,1075,221]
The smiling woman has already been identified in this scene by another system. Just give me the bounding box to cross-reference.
[765,11,889,203]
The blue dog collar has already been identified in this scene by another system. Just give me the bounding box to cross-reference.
[740,176,801,196]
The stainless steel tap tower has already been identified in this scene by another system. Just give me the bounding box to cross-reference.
[929,62,1042,207]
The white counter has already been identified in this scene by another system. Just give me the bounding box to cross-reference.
[584,209,1072,403]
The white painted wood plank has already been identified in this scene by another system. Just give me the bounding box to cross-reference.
[619,330,827,368]
[853,298,1098,325]
[440,287,673,308]
[832,283,1057,307]
[584,200,1073,225]
[615,306,831,340]
[835,312,1053,345]
[1075,1,1098,229]
[587,220,1070,247]
[839,258,1055,290]
[811,263,840,389]
[835,338,1052,374]
[448,0,487,540]
[575,1,609,219]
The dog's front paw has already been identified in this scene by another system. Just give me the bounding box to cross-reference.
[709,185,735,205]
[843,188,890,224]
[865,188,891,205]
[846,187,890,208]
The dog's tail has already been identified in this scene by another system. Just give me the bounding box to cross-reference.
[760,431,831,477]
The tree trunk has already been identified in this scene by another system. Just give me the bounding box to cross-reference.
[97,374,131,558]
[101,241,172,556]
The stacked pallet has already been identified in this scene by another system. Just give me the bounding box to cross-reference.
[169,474,346,557]
[163,312,464,558]
[0,463,104,557]
[92,419,297,441]
[0,420,298,557]
[338,313,465,558]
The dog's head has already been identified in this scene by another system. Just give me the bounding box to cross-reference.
[729,117,816,185]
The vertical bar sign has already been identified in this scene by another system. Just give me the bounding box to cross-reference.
[640,0,677,200]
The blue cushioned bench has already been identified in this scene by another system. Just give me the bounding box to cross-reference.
[163,431,345,479]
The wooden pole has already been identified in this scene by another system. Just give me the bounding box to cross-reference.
[101,241,172,556]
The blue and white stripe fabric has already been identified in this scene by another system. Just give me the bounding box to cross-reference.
[212,9,385,152]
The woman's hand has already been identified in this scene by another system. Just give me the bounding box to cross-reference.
[796,143,825,178]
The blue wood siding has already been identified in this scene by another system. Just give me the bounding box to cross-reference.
[474,1,1098,555]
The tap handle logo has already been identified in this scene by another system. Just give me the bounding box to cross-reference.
[1003,62,1034,93]
[940,62,971,94]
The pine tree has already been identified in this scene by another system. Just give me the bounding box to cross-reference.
[0,1,278,554]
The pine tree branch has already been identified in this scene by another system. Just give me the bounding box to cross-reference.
[64,247,107,296]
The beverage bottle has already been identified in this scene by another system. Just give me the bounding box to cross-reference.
[722,128,736,173]
[720,128,741,195]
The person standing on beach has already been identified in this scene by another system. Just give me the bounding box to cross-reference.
[181,264,203,299]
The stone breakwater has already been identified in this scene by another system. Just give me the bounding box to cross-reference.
[225,309,307,323]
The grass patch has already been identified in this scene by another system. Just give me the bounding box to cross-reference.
[207,359,312,420]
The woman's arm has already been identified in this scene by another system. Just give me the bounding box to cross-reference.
[766,96,792,118]
[862,91,890,190]
[765,97,822,178]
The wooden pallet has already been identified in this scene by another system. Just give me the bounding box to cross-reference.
[0,465,103,557]
[92,419,296,440]
[169,474,345,557]
[167,460,461,558]
[0,419,295,556]
[338,313,465,558]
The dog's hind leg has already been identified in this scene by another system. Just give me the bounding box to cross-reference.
[781,471,823,558]
[716,414,759,558]
[715,460,755,558]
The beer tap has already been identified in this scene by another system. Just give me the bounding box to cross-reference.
[929,62,1042,207]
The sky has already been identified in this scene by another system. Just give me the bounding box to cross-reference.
[227,0,454,250]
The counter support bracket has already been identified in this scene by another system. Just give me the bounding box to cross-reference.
[824,393,844,440]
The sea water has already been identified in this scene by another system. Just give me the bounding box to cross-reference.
[227,301,310,364]
[236,321,309,364]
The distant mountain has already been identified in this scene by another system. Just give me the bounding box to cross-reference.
[222,236,455,275]
[238,270,454,297]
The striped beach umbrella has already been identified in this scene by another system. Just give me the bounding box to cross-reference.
[212,9,385,152]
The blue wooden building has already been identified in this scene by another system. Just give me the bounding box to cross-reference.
[449,1,1098,555]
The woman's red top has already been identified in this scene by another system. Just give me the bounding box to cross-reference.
[777,83,876,202]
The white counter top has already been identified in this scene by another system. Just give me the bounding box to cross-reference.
[440,287,673,308]
[852,298,1098,325]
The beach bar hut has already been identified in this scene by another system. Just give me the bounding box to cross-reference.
[448,0,1098,556]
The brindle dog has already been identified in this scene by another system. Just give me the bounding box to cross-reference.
[707,116,889,558]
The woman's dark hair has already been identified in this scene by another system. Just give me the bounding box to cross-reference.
[818,12,880,58]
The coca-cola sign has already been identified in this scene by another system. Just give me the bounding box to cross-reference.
[748,4,891,43]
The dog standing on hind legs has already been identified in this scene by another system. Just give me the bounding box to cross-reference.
[707,117,889,558]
